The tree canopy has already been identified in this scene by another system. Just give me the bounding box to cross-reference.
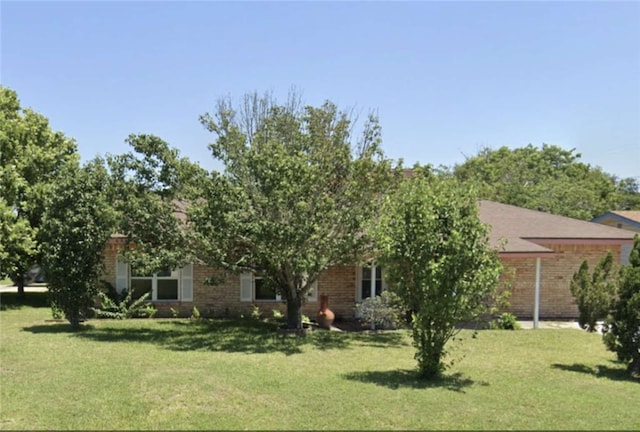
[193,93,399,329]
[39,159,116,329]
[0,86,78,295]
[453,144,639,220]
[375,168,503,378]
[105,134,206,275]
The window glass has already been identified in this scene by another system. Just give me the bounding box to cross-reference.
[254,278,277,300]
[361,280,372,299]
[130,278,152,299]
[361,265,383,299]
[157,279,179,300]
[362,267,372,280]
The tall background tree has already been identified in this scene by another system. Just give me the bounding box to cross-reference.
[375,168,503,378]
[39,159,116,329]
[603,235,640,376]
[193,92,398,330]
[453,144,639,220]
[0,86,78,296]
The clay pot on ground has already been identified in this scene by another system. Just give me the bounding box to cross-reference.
[317,294,335,329]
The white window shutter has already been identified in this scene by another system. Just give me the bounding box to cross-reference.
[240,272,253,302]
[621,244,632,265]
[181,264,193,302]
[116,258,128,293]
[307,279,318,302]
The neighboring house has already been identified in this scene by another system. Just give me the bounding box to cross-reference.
[102,200,636,320]
[592,211,640,233]
[592,211,640,265]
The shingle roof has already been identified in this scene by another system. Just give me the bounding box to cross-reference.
[608,211,640,224]
[592,211,640,230]
[479,200,636,254]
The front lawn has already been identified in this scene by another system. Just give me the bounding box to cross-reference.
[1,292,638,430]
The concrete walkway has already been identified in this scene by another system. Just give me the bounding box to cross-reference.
[518,320,581,330]
[0,285,48,293]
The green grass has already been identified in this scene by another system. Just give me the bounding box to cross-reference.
[1,292,638,430]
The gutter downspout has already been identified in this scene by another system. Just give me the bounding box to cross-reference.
[534,257,541,329]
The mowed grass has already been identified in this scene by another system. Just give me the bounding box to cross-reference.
[1,293,638,430]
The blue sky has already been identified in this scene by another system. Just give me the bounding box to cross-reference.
[2,1,639,179]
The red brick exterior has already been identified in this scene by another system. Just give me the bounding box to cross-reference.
[102,242,361,319]
[502,243,623,319]
[102,241,623,320]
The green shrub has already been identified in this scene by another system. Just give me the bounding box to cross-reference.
[191,306,201,320]
[490,312,521,330]
[271,309,284,320]
[50,301,64,320]
[250,304,262,320]
[92,282,156,319]
[570,252,616,332]
[355,291,405,330]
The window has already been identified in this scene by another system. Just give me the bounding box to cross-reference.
[356,263,386,301]
[131,267,180,300]
[241,272,317,302]
[254,275,278,300]
[116,259,193,302]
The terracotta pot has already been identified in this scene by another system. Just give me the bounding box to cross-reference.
[317,294,335,329]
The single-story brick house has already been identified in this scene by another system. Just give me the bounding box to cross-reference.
[102,200,636,320]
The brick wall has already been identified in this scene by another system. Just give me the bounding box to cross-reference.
[502,243,622,319]
[102,241,359,320]
[103,239,622,320]
[102,240,122,289]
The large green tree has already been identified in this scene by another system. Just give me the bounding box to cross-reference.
[375,168,503,378]
[453,144,638,220]
[106,134,205,274]
[194,93,398,330]
[603,236,640,376]
[0,86,77,296]
[39,159,116,329]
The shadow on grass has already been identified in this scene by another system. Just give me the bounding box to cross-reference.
[24,322,95,333]
[23,318,407,356]
[342,369,483,392]
[0,291,50,311]
[551,362,639,383]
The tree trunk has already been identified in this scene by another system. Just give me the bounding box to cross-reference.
[68,314,81,331]
[16,277,25,299]
[285,292,303,331]
[414,328,443,379]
